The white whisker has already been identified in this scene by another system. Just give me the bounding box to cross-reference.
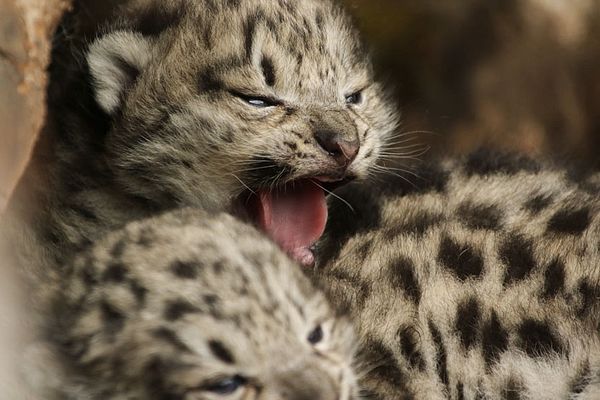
[230,174,256,195]
[310,180,356,214]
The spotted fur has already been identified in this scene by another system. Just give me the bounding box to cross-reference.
[315,151,600,399]
[7,0,397,307]
[49,209,357,399]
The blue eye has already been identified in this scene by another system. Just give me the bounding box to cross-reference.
[205,375,247,395]
[345,91,362,105]
[230,91,280,108]
[247,98,269,107]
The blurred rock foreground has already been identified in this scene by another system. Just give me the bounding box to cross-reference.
[0,1,69,398]
[0,0,70,214]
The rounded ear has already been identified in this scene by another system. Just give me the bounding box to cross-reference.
[87,31,152,114]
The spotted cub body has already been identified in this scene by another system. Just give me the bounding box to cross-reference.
[316,151,600,399]
[51,209,357,399]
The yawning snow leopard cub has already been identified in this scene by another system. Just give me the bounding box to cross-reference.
[315,151,600,399]
[48,209,357,399]
[6,0,397,303]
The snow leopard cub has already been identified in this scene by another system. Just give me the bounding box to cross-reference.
[7,0,397,302]
[51,209,357,399]
[315,151,600,399]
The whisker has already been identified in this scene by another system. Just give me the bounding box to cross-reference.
[380,149,428,157]
[231,165,280,174]
[380,139,423,148]
[377,156,425,163]
[394,129,438,136]
[310,180,356,214]
[378,146,430,158]
[377,155,427,163]
[374,165,424,180]
[230,174,256,195]
[268,168,287,191]
[382,130,430,143]
[383,134,425,143]
[380,143,429,151]
[370,167,419,189]
[230,158,278,166]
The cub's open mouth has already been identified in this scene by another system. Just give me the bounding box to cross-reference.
[242,177,354,267]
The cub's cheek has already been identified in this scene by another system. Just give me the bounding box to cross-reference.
[343,149,375,177]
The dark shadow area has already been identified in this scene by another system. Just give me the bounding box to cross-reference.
[344,0,600,168]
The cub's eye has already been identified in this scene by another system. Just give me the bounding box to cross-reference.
[231,91,280,108]
[345,91,362,105]
[247,98,270,107]
[307,325,324,345]
[205,375,247,395]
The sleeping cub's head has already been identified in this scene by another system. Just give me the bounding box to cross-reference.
[84,0,398,264]
[58,209,357,399]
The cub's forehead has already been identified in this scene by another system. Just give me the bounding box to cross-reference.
[80,210,324,310]
[133,0,371,94]
[183,0,354,40]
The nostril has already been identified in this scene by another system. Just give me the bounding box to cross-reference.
[314,130,360,167]
[315,130,341,155]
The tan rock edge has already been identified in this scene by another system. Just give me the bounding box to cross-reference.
[0,0,71,214]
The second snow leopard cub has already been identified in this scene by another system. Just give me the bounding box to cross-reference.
[50,209,357,399]
[315,152,600,399]
[8,0,397,300]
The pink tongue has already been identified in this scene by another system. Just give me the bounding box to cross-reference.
[256,181,327,267]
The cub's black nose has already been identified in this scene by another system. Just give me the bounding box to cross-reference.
[315,129,360,167]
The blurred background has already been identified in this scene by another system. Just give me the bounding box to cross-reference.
[342,0,600,168]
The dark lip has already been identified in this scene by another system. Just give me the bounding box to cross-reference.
[310,174,357,193]
[243,173,356,196]
[233,174,356,220]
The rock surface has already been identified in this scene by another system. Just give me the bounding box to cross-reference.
[0,0,70,214]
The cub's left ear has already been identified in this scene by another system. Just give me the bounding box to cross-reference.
[87,31,152,115]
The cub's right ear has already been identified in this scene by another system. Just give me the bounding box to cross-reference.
[87,31,152,115]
